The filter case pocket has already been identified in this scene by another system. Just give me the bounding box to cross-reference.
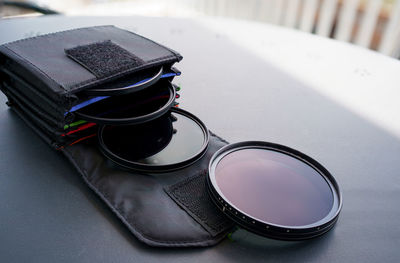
[0,25,182,110]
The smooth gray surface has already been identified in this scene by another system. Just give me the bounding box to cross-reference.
[0,15,399,262]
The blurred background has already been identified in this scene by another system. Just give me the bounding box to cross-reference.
[1,0,399,58]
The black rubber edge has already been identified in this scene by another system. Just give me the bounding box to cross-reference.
[207,141,343,241]
[83,67,163,96]
[97,107,210,173]
[74,81,175,125]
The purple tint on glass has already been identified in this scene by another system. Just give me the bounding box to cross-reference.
[215,148,334,226]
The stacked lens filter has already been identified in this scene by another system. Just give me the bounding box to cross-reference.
[0,25,211,172]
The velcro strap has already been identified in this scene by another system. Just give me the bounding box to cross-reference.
[65,40,144,78]
[165,170,234,237]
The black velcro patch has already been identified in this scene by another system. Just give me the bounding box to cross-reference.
[165,171,234,237]
[65,40,144,78]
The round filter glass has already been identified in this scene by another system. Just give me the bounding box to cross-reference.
[207,141,342,240]
[75,81,175,125]
[84,67,164,96]
[100,113,174,161]
[98,108,209,172]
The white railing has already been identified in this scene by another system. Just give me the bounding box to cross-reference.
[178,0,400,58]
[32,0,400,58]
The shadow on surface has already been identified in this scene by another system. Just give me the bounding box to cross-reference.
[0,15,399,263]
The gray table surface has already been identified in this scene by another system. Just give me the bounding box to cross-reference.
[0,15,399,263]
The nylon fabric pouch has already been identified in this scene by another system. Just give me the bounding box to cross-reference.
[7,101,235,247]
[0,25,182,133]
[62,132,234,247]
[0,26,234,247]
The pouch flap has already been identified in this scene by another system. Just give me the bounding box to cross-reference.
[63,132,234,247]
[0,25,182,106]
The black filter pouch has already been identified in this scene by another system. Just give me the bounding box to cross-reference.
[10,101,234,247]
[0,26,234,247]
[63,133,234,247]
[0,25,182,125]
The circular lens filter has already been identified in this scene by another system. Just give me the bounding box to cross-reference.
[83,67,164,96]
[98,108,209,172]
[75,80,175,125]
[100,113,174,161]
[207,141,342,240]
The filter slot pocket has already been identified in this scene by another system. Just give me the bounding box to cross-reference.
[74,80,176,125]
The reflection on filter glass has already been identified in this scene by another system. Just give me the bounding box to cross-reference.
[137,112,205,165]
[102,113,174,160]
[77,83,169,119]
[215,149,334,226]
[102,112,206,166]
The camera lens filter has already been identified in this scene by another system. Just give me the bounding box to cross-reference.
[75,80,175,125]
[207,141,342,240]
[98,107,209,172]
